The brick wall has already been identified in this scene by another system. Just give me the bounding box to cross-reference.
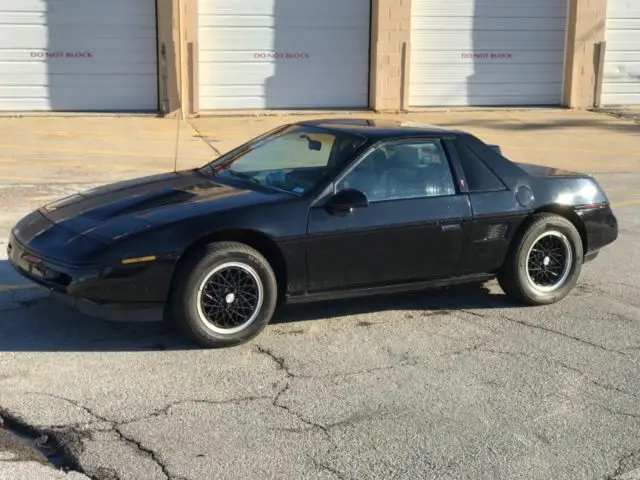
[370,0,412,112]
[563,0,608,108]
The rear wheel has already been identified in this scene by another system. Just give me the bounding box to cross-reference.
[498,213,583,305]
[169,242,278,348]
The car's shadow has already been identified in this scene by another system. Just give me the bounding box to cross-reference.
[272,282,515,325]
[0,267,517,353]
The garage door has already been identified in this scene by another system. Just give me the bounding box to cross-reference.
[409,0,568,107]
[0,0,158,111]
[198,0,371,110]
[602,0,640,106]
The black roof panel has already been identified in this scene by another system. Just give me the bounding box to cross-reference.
[296,118,463,139]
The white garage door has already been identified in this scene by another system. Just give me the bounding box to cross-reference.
[410,0,568,107]
[0,0,158,111]
[198,0,371,110]
[602,0,640,106]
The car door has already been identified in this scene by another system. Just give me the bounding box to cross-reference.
[306,138,473,292]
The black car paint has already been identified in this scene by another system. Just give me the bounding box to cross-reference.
[8,120,618,311]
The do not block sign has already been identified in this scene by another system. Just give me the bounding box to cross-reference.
[29,51,94,59]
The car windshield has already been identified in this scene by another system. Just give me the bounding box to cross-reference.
[200,124,367,195]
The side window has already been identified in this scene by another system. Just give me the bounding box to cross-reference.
[337,140,457,202]
[456,142,505,192]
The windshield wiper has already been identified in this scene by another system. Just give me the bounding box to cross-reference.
[226,170,261,185]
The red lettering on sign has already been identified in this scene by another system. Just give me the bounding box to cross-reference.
[28,50,94,59]
[461,52,513,60]
[253,52,311,60]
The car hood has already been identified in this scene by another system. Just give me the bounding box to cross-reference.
[38,170,286,240]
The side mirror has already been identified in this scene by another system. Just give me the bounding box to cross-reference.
[300,134,322,151]
[325,188,368,215]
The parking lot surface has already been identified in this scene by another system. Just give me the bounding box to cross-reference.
[0,110,639,480]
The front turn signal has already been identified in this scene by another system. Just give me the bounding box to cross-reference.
[121,255,157,265]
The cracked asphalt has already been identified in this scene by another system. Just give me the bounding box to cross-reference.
[0,112,639,480]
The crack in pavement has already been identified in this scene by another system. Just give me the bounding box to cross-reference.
[15,347,351,480]
[118,396,272,428]
[588,402,640,422]
[610,282,640,291]
[110,427,171,480]
[607,447,640,480]
[447,346,640,402]
[556,362,640,400]
[461,310,627,356]
[91,467,121,480]
[255,346,336,448]
[22,392,233,480]
[306,453,349,480]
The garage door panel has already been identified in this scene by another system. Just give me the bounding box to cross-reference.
[199,50,365,65]
[198,0,371,110]
[411,71,563,86]
[0,84,157,107]
[0,49,157,68]
[607,30,640,44]
[411,94,560,107]
[606,19,640,30]
[602,0,640,105]
[413,31,566,49]
[599,94,640,105]
[602,82,640,94]
[0,76,157,93]
[199,28,369,51]
[603,64,640,83]
[200,0,366,17]
[199,91,367,110]
[414,0,563,6]
[607,6,640,18]
[412,16,566,32]
[201,14,368,29]
[4,13,156,30]
[0,60,158,76]
[607,52,640,63]
[411,51,564,66]
[201,84,368,98]
[412,82,561,97]
[410,0,568,107]
[411,63,563,76]
[412,5,568,18]
[200,64,369,86]
[0,0,153,15]
[0,29,158,49]
[0,0,158,111]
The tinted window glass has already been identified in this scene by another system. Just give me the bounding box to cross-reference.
[457,142,505,192]
[202,125,366,195]
[337,140,456,202]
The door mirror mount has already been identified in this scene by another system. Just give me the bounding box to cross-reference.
[325,188,369,215]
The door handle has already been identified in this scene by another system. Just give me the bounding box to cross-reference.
[440,222,462,232]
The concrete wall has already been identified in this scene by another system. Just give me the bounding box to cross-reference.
[158,0,608,115]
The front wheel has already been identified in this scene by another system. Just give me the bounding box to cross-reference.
[498,213,584,305]
[169,242,278,348]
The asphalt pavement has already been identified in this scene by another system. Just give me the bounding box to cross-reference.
[0,109,639,480]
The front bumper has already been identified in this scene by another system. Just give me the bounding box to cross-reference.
[7,231,176,306]
[49,290,164,322]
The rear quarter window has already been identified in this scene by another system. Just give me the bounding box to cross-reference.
[456,141,506,192]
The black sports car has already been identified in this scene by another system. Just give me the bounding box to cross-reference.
[8,119,618,347]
